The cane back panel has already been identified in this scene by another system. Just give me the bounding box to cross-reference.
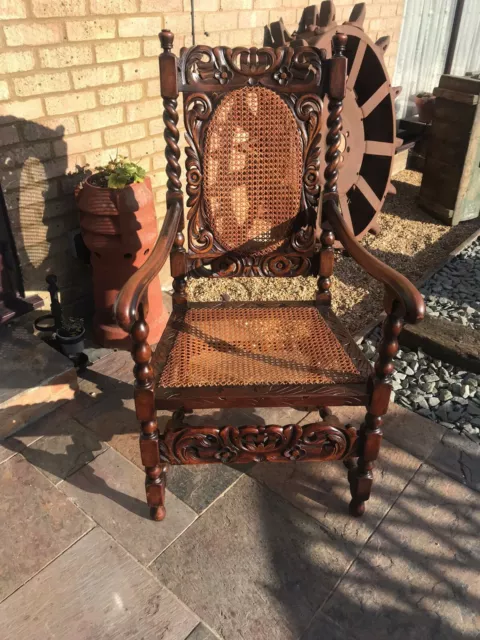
[177,44,327,277]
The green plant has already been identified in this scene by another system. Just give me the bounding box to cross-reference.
[91,155,147,189]
[58,316,84,337]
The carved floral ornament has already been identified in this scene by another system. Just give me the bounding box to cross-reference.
[159,422,358,465]
[179,44,324,89]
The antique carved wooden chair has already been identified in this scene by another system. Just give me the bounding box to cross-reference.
[115,30,424,521]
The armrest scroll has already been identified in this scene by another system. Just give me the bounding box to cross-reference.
[324,197,425,324]
[114,200,183,333]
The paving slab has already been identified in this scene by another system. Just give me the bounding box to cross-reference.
[322,463,480,640]
[427,429,480,493]
[0,455,92,602]
[0,527,198,640]
[186,623,219,640]
[0,324,77,438]
[301,611,356,640]
[251,439,421,554]
[330,403,445,461]
[152,474,354,640]
[21,415,107,485]
[60,447,196,565]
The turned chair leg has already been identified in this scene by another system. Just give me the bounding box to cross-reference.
[148,464,168,521]
[347,386,387,516]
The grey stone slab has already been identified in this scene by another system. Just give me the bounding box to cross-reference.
[186,623,219,640]
[0,455,92,602]
[151,475,354,640]
[323,463,480,640]
[427,430,480,492]
[21,415,107,485]
[0,323,73,405]
[301,612,356,640]
[251,439,421,554]
[60,447,196,565]
[0,527,198,640]
[331,403,445,461]
[167,463,243,514]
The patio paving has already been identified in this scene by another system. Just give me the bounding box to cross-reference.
[0,348,479,639]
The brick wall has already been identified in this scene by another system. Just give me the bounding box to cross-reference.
[0,0,404,309]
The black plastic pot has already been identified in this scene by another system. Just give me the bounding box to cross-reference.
[55,328,85,357]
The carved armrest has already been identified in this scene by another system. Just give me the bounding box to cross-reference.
[324,197,425,324]
[115,200,183,332]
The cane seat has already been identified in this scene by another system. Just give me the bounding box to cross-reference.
[153,302,371,407]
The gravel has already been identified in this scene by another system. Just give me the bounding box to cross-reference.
[421,236,480,330]
[188,169,480,334]
[360,334,480,442]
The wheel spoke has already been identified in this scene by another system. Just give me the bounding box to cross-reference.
[339,193,353,230]
[356,175,381,211]
[365,140,395,156]
[346,39,367,91]
[361,81,390,118]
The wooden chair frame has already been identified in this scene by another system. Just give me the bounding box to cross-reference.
[115,30,424,521]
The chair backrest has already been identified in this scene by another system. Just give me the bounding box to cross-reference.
[160,31,330,279]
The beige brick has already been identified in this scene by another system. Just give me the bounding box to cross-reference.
[0,124,20,147]
[0,98,44,122]
[380,3,398,17]
[123,58,158,82]
[269,8,297,25]
[14,72,70,98]
[0,0,26,19]
[96,40,141,63]
[144,38,160,57]
[127,98,162,122]
[4,141,52,167]
[146,79,160,98]
[23,117,77,141]
[4,23,64,47]
[118,17,162,38]
[32,0,86,17]
[221,0,251,8]
[90,0,135,13]
[0,51,35,73]
[98,83,143,105]
[84,146,129,168]
[152,153,165,170]
[66,19,116,41]
[78,106,124,132]
[204,11,238,31]
[184,0,219,9]
[224,28,252,47]
[130,136,163,158]
[148,118,163,135]
[149,170,167,189]
[238,9,268,28]
[103,122,146,146]
[141,0,182,11]
[39,45,93,69]
[72,65,121,89]
[253,0,277,8]
[45,91,96,115]
[286,0,312,6]
[0,82,9,101]
[54,131,102,157]
[164,13,194,33]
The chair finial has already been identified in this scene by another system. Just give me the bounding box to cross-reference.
[160,29,174,52]
[333,32,348,56]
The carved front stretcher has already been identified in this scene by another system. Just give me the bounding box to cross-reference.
[160,420,358,466]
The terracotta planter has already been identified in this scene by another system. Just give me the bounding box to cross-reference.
[77,176,167,348]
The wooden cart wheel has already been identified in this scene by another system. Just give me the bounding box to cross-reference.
[265,1,402,247]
